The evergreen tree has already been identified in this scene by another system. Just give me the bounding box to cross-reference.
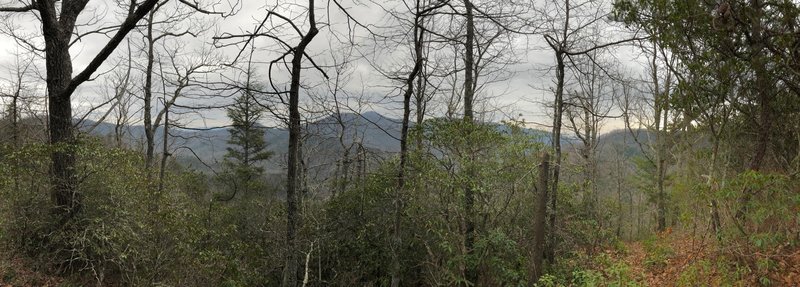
[220,90,272,199]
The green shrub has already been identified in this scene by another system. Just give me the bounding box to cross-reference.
[0,140,282,285]
[642,235,673,270]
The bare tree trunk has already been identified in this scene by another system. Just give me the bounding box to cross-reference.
[43,20,80,220]
[545,0,570,259]
[462,0,477,284]
[390,7,424,286]
[414,56,427,150]
[284,3,319,285]
[158,98,169,193]
[144,11,157,168]
[9,58,24,193]
[546,50,564,263]
[530,152,550,283]
[651,42,668,232]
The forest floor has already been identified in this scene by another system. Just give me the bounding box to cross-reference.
[1,231,799,286]
[0,254,63,287]
[598,229,800,286]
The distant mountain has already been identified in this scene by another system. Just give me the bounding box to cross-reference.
[78,112,567,174]
[78,112,402,174]
[306,111,402,153]
[595,128,655,158]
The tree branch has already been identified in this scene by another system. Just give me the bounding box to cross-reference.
[66,0,161,97]
[0,2,36,12]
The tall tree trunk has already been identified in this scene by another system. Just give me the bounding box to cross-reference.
[414,53,427,150]
[463,0,475,122]
[656,114,667,231]
[158,99,169,193]
[10,67,21,193]
[462,0,477,284]
[43,19,80,220]
[144,11,157,168]
[651,41,668,232]
[34,0,161,225]
[530,152,550,283]
[283,4,318,285]
[547,0,570,260]
[391,9,424,286]
[546,50,564,263]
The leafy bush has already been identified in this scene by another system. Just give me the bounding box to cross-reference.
[642,235,674,270]
[677,259,745,287]
[0,139,282,285]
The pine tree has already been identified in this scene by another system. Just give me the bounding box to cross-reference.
[221,90,272,199]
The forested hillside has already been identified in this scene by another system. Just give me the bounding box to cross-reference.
[0,0,798,285]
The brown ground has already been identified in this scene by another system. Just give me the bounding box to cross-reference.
[606,230,800,287]
[0,255,63,287]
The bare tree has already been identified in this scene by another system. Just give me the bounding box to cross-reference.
[138,1,211,168]
[563,51,616,221]
[0,0,231,224]
[0,0,165,222]
[619,38,677,232]
[155,44,222,192]
[0,49,38,196]
[535,0,643,260]
[215,0,328,284]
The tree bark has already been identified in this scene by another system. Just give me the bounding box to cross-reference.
[530,152,550,283]
[390,7,424,286]
[143,11,157,168]
[462,0,477,284]
[42,5,80,219]
[284,3,318,285]
[546,50,564,263]
[29,0,162,223]
[546,0,570,260]
[157,97,169,193]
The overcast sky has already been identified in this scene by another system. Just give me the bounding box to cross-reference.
[0,0,649,134]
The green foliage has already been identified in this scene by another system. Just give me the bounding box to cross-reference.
[717,171,799,251]
[320,164,399,285]
[535,273,562,287]
[0,139,282,285]
[218,91,272,199]
[677,259,745,287]
[319,119,545,285]
[642,235,674,270]
[412,119,542,285]
[536,251,642,287]
[474,229,529,286]
[571,269,604,287]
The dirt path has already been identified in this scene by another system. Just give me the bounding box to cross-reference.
[609,231,800,286]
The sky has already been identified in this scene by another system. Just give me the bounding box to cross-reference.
[0,0,649,134]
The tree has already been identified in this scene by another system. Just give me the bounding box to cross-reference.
[155,43,223,192]
[0,0,160,223]
[138,1,210,168]
[0,0,228,224]
[215,0,325,284]
[537,0,644,256]
[613,0,800,227]
[0,49,37,196]
[221,85,272,199]
[448,0,524,281]
[368,0,444,285]
[563,51,617,218]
